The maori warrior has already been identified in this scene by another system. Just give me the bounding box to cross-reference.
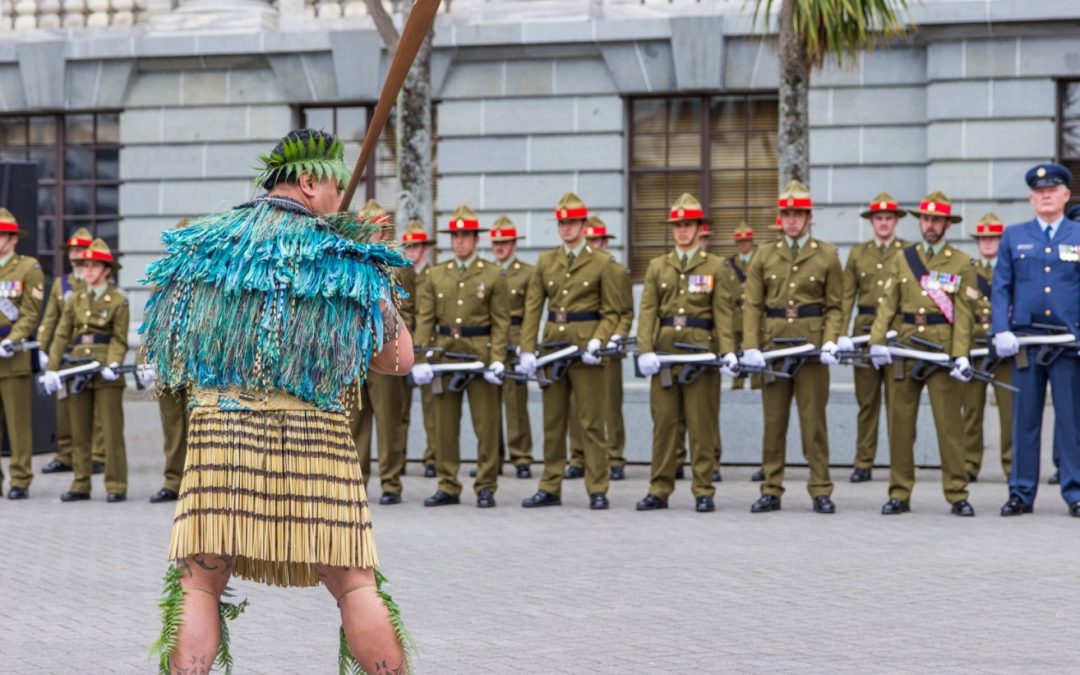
[142,128,416,674]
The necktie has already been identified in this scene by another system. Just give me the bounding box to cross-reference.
[790,242,799,257]
[680,254,687,270]
[1046,225,1054,241]
[567,252,575,266]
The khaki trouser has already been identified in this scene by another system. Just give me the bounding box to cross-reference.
[962,363,1013,478]
[56,397,106,466]
[159,389,189,493]
[888,364,968,504]
[853,362,893,470]
[67,385,126,495]
[674,374,722,468]
[502,377,533,467]
[0,375,34,489]
[351,372,406,496]
[416,384,437,466]
[760,362,833,498]
[569,357,625,468]
[432,374,501,497]
[539,362,610,497]
[648,369,719,500]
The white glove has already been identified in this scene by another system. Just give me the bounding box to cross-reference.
[739,348,765,369]
[137,363,157,387]
[516,352,537,376]
[719,352,739,377]
[581,338,603,366]
[950,356,973,383]
[637,352,661,377]
[993,331,1019,358]
[0,340,12,358]
[37,351,49,370]
[410,362,434,386]
[40,370,62,395]
[100,362,120,381]
[484,361,505,386]
[606,334,622,350]
[819,341,840,366]
[836,336,855,353]
[869,344,892,369]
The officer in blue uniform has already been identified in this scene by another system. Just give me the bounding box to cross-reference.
[991,162,1080,517]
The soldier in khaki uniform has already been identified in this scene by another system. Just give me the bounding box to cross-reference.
[516,193,623,510]
[38,228,104,476]
[635,194,736,512]
[961,213,1012,481]
[567,216,633,480]
[349,200,408,504]
[727,225,758,391]
[44,239,130,502]
[869,191,978,516]
[0,209,46,499]
[839,193,909,483]
[410,205,510,507]
[741,181,843,514]
[489,215,534,479]
[399,221,438,478]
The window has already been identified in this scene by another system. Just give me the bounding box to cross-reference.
[300,104,401,210]
[628,95,779,278]
[0,112,120,278]
[1058,80,1080,208]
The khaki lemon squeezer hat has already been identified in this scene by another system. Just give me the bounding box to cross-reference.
[777,180,813,211]
[554,192,588,222]
[860,192,907,219]
[361,199,395,238]
[490,215,524,242]
[401,221,433,245]
[972,212,1004,238]
[0,208,27,238]
[733,223,754,242]
[80,237,122,272]
[62,226,95,251]
[584,215,615,240]
[442,204,487,233]
[908,191,962,224]
[666,193,709,224]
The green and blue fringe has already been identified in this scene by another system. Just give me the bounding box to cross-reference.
[139,199,408,411]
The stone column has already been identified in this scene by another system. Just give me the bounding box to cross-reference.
[151,0,276,30]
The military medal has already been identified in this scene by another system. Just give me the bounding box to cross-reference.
[476,281,485,299]
[688,275,714,293]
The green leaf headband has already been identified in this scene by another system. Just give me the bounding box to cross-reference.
[253,132,352,189]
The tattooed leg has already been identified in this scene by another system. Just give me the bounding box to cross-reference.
[171,555,235,675]
[320,565,407,674]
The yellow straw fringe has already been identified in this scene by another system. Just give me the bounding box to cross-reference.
[169,408,379,587]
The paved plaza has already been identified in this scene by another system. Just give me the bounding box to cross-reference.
[2,398,1078,674]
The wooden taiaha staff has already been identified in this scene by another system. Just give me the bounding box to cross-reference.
[338,0,441,211]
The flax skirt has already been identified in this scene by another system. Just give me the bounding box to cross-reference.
[169,407,379,587]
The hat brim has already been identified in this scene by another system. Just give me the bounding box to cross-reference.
[859,209,907,219]
[971,230,1003,238]
[586,233,616,240]
[666,216,711,225]
[490,234,525,242]
[439,227,489,233]
[0,228,28,238]
[906,209,962,224]
[1029,178,1069,189]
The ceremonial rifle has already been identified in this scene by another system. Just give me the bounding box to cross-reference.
[34,360,155,396]
[4,339,40,353]
[887,336,1018,392]
[409,348,549,393]
[532,338,636,387]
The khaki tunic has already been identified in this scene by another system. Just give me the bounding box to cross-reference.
[840,239,908,470]
[49,284,130,495]
[637,249,736,500]
[744,237,843,499]
[870,243,976,504]
[415,257,510,497]
[0,254,45,489]
[520,244,622,497]
[961,259,1012,478]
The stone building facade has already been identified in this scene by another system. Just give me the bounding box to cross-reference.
[0,0,1078,325]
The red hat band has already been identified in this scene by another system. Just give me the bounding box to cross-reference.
[585,225,608,238]
[491,228,518,239]
[82,249,114,263]
[556,207,588,221]
[0,220,19,234]
[670,207,704,221]
[734,231,753,241]
[67,236,93,247]
[778,197,812,209]
[403,232,429,243]
[920,201,951,216]
[448,218,480,231]
[868,200,898,212]
[977,223,1004,236]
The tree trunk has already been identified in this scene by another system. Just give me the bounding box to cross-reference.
[777,0,810,187]
[396,0,434,230]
